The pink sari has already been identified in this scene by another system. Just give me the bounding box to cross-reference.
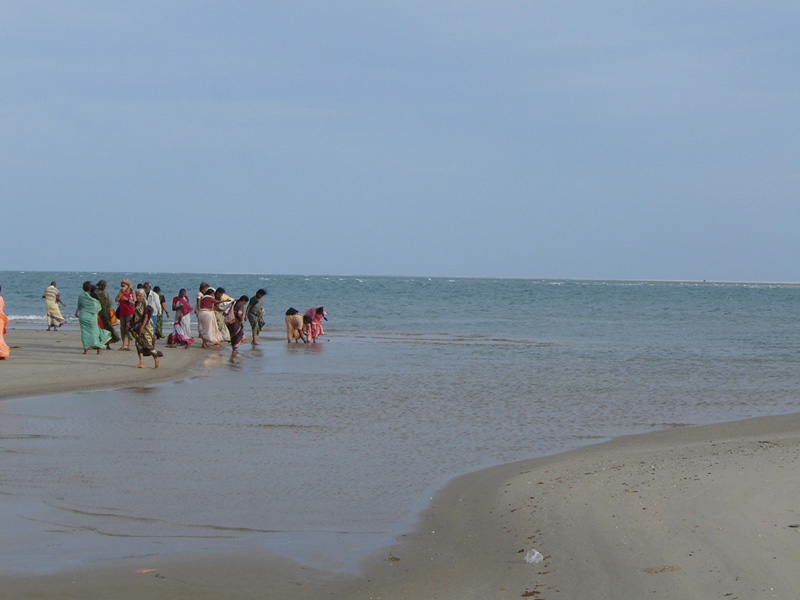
[304,306,326,342]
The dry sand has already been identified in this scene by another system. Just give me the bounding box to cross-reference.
[2,330,799,599]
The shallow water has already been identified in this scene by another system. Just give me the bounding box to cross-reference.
[1,276,799,574]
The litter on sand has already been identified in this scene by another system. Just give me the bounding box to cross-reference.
[524,549,543,564]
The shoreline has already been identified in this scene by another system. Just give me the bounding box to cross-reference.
[2,331,799,598]
[350,412,800,599]
[4,415,798,599]
[0,327,271,401]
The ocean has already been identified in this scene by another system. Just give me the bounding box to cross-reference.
[1,271,799,574]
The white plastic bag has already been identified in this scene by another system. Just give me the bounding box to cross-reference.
[524,549,543,564]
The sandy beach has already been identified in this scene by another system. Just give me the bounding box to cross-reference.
[2,330,799,599]
[350,413,800,600]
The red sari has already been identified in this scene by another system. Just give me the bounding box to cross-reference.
[168,295,195,347]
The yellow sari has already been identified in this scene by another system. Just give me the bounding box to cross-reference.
[44,284,66,327]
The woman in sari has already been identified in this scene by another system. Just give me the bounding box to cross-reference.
[304,306,327,343]
[214,287,232,343]
[197,288,224,349]
[43,282,67,330]
[195,282,209,339]
[168,288,195,348]
[115,279,136,351]
[0,285,10,359]
[245,288,266,345]
[75,281,112,354]
[95,280,120,349]
[225,295,249,353]
[130,289,163,368]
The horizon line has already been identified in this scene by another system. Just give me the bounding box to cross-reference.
[1,269,798,286]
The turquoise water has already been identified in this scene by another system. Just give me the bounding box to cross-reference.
[1,272,799,574]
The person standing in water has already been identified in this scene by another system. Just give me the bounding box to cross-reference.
[225,295,249,354]
[196,282,210,339]
[304,306,327,342]
[245,288,267,345]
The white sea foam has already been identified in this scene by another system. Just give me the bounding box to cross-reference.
[7,314,51,322]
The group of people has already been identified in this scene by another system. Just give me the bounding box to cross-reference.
[192,282,267,352]
[0,280,327,365]
[61,280,275,367]
[284,306,328,343]
[69,279,164,368]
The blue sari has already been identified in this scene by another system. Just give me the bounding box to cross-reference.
[77,292,112,349]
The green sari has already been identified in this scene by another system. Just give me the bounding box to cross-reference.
[77,292,112,349]
[247,296,264,338]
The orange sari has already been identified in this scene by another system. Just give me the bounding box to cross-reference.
[0,294,10,358]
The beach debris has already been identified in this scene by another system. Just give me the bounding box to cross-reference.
[135,568,158,574]
[524,549,543,564]
[386,553,401,562]
[643,564,681,574]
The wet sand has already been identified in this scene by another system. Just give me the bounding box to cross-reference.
[2,331,799,599]
[350,413,800,599]
[0,328,287,400]
[0,328,214,400]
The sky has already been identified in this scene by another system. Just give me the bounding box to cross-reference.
[2,2,799,281]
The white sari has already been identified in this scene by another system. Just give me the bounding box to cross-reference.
[198,306,223,343]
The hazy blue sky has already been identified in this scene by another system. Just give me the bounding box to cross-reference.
[2,2,798,280]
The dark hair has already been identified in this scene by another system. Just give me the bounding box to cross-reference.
[153,286,161,293]
[96,280,107,289]
[179,288,186,295]
[215,287,225,296]
[256,288,267,297]
[199,282,209,292]
[82,281,92,292]
[239,295,249,303]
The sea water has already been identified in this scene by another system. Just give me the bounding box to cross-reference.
[0,272,799,574]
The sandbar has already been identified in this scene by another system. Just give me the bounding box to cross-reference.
[0,328,229,400]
